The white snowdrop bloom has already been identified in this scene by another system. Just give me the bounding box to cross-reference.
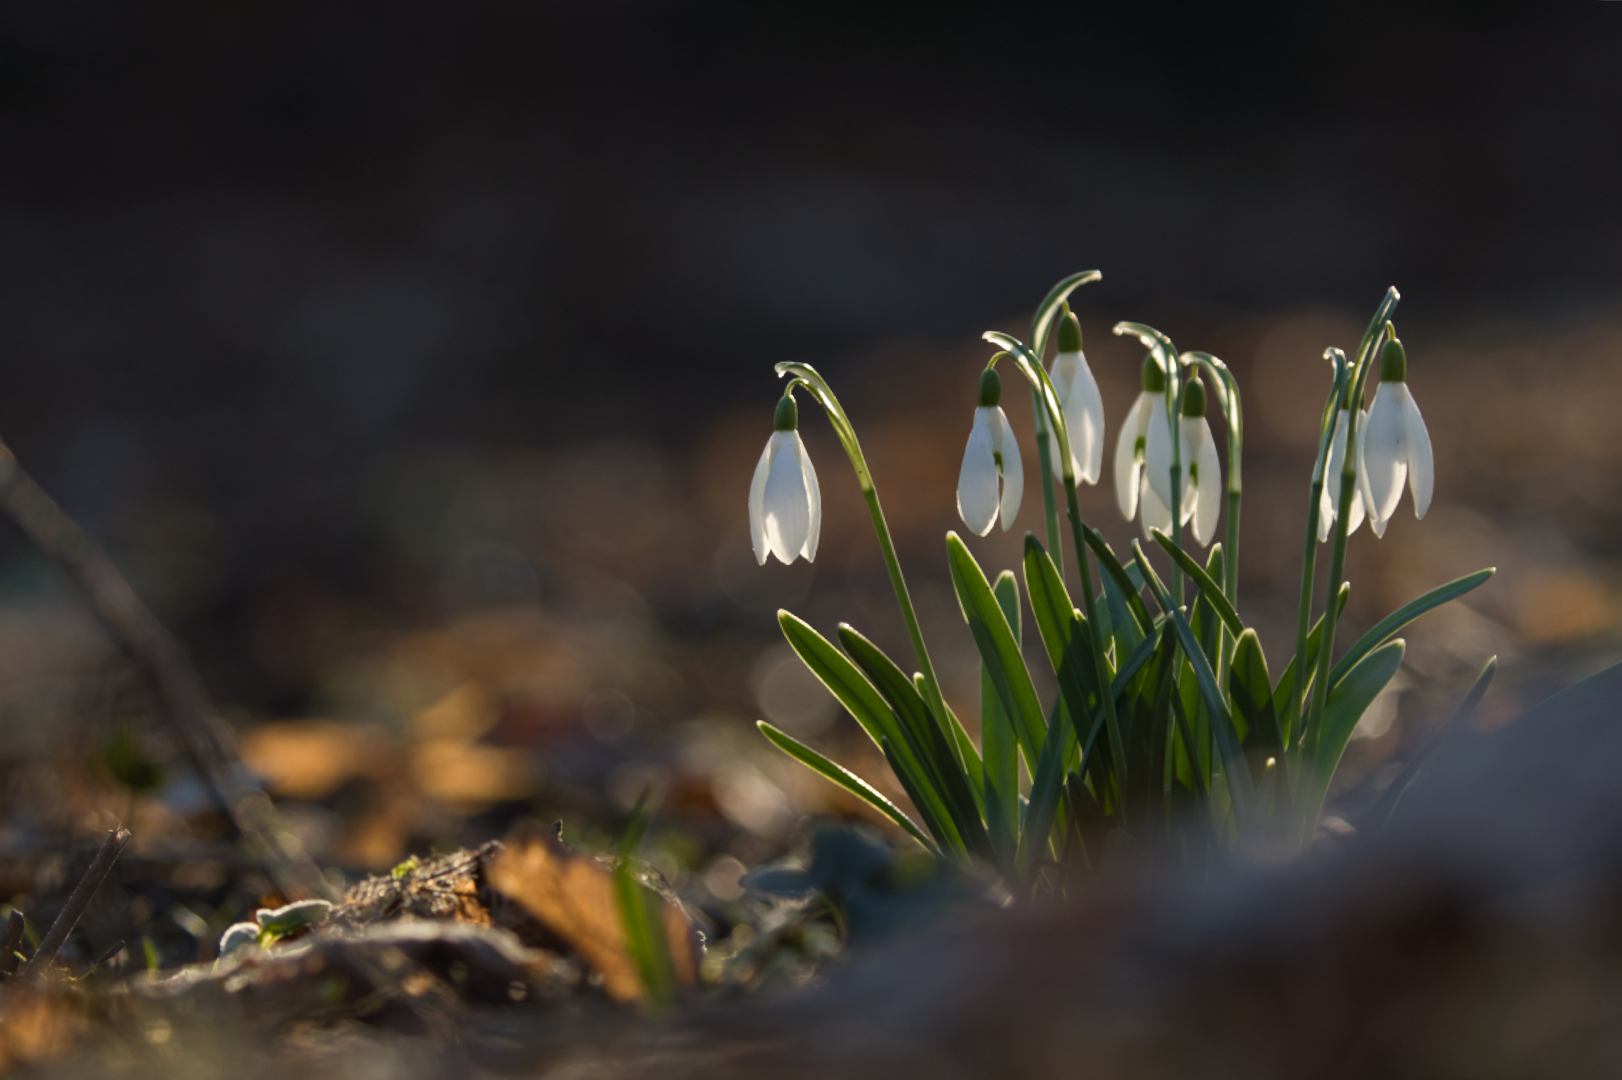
[1143,376,1222,545]
[957,368,1024,536]
[1049,313,1105,484]
[1317,407,1369,542]
[1113,355,1165,523]
[1358,336,1433,537]
[749,395,821,565]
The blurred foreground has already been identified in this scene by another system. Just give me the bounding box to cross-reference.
[0,301,1620,1073]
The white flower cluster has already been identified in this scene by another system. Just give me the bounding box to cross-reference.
[751,321,1432,563]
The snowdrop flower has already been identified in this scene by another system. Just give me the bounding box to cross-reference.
[957,367,1024,536]
[1049,312,1105,483]
[1143,376,1222,545]
[1113,355,1166,523]
[749,393,821,565]
[1359,334,1433,538]
[1317,406,1368,542]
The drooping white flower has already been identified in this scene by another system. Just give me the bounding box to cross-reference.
[1143,375,1222,546]
[957,368,1024,536]
[1317,407,1368,542]
[1358,335,1433,538]
[1049,313,1105,484]
[749,395,821,565]
[1113,355,1165,523]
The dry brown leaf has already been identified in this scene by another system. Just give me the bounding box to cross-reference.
[238,720,399,801]
[485,826,697,1003]
[0,988,93,1070]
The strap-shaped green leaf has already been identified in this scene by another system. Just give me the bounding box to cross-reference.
[1133,541,1255,819]
[838,625,990,858]
[1150,530,1243,637]
[757,722,936,853]
[940,691,987,811]
[1299,639,1406,842]
[779,611,892,747]
[1015,706,1077,882]
[1023,535,1077,673]
[947,533,1048,765]
[983,571,1023,874]
[1229,628,1283,756]
[1083,527,1151,640]
[1274,583,1350,732]
[779,611,961,852]
[1330,568,1493,690]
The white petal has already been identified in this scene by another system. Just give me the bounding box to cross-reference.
[799,434,822,561]
[1370,512,1388,538]
[956,408,999,537]
[749,438,772,565]
[1178,419,1201,525]
[1356,419,1380,532]
[1319,410,1348,543]
[992,407,1024,531]
[1191,419,1222,546]
[1319,409,1367,542]
[1139,473,1173,540]
[1144,401,1179,513]
[1361,382,1408,523]
[1055,351,1105,484]
[763,431,811,563]
[1345,409,1368,537]
[1400,385,1434,519]
[1114,394,1152,521]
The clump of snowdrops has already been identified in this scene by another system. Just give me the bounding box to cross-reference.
[748,272,1493,891]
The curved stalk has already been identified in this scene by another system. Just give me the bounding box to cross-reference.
[774,361,963,771]
[1114,323,1183,603]
[1296,288,1400,848]
[1285,351,1350,752]
[979,331,1129,820]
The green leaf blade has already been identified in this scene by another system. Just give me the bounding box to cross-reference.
[757,721,938,853]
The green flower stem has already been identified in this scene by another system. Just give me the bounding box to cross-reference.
[1063,476,1130,816]
[1296,289,1400,847]
[1112,323,1182,603]
[774,361,964,772]
[1032,392,1064,575]
[980,334,1129,822]
[1180,351,1243,692]
[1284,352,1349,752]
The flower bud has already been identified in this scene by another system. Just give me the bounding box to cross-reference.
[1056,312,1083,353]
[1380,336,1407,382]
[1141,355,1166,394]
[773,393,799,432]
[1181,377,1207,418]
[978,367,1002,408]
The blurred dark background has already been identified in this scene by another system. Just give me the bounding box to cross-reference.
[0,0,1620,891]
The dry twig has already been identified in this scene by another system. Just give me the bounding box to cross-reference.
[20,829,130,982]
[0,438,327,900]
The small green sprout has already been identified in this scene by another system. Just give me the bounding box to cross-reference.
[218,899,334,956]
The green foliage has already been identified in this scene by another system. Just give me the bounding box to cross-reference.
[756,275,1495,888]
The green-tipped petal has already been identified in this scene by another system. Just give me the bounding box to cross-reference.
[1114,392,1152,522]
[991,406,1024,530]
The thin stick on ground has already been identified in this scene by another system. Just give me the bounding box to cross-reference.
[0,437,328,901]
[21,829,130,982]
